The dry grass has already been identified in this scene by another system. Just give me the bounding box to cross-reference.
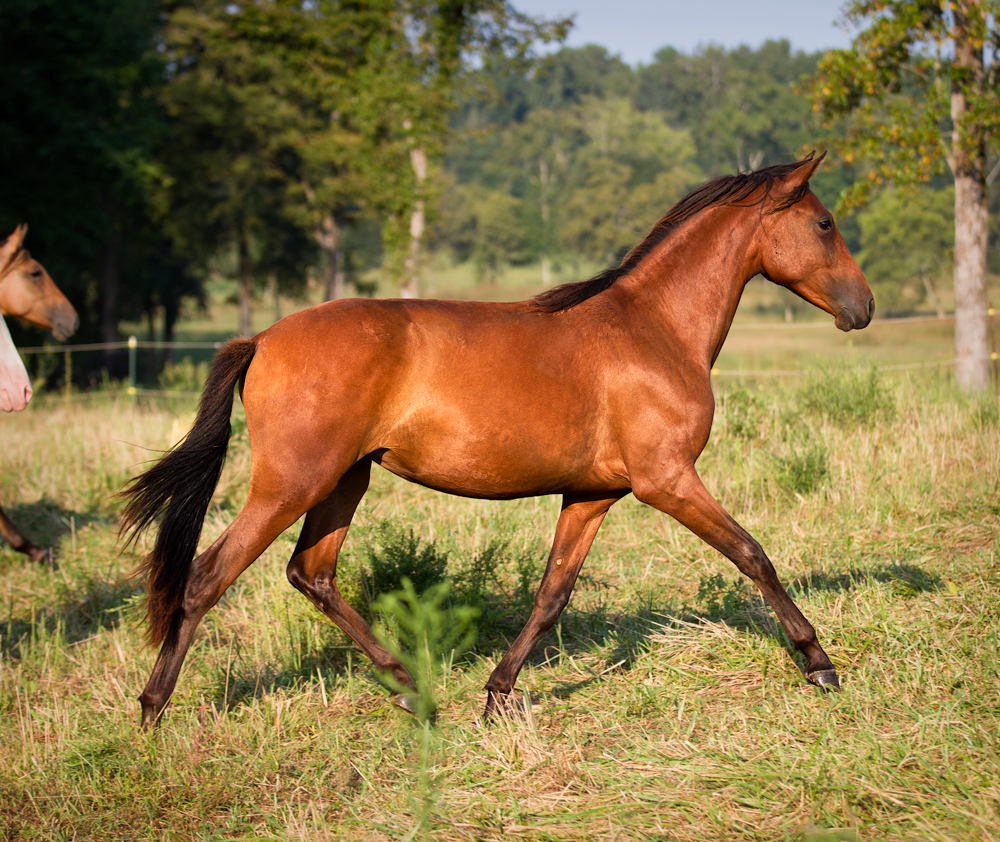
[1,359,999,840]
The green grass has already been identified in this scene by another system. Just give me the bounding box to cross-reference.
[3,337,1000,839]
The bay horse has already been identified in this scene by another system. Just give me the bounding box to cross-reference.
[121,153,874,728]
[0,224,79,562]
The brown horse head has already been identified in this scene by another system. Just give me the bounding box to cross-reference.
[757,153,874,332]
[0,225,79,341]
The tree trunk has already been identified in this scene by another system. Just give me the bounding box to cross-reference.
[316,214,345,301]
[401,141,428,299]
[268,273,281,322]
[539,156,552,287]
[952,171,990,389]
[98,199,120,365]
[237,224,253,338]
[950,5,991,391]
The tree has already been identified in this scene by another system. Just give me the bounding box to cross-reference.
[354,0,569,297]
[856,185,954,315]
[558,98,700,266]
[635,40,821,176]
[0,0,170,352]
[807,1,1000,390]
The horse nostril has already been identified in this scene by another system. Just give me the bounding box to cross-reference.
[867,297,875,320]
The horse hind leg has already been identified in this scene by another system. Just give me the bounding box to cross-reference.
[138,496,307,728]
[484,492,623,718]
[285,459,418,710]
[0,499,48,563]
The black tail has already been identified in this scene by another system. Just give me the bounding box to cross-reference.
[120,337,257,647]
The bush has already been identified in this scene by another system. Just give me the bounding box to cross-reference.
[797,363,896,427]
[349,521,449,619]
[719,384,764,440]
[768,426,829,496]
[372,579,478,720]
[157,358,209,393]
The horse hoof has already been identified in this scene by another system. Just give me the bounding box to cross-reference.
[807,668,841,692]
[482,691,529,722]
[391,693,417,714]
[28,546,51,565]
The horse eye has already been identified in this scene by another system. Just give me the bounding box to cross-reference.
[818,219,833,231]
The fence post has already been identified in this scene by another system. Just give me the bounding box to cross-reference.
[128,335,137,399]
[64,347,72,405]
[990,302,998,399]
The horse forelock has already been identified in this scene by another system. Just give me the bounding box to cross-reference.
[530,156,817,314]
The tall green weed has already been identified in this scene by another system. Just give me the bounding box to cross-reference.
[797,363,896,427]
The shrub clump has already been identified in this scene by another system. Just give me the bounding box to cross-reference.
[768,426,829,496]
[797,363,896,427]
[719,384,765,440]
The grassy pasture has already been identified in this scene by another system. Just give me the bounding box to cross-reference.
[3,281,1000,840]
[2,379,997,841]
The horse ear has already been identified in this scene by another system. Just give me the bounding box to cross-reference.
[0,225,27,274]
[781,151,826,194]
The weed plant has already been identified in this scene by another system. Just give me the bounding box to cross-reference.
[0,374,998,840]
[797,362,896,427]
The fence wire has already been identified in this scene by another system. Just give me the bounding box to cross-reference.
[14,309,1000,398]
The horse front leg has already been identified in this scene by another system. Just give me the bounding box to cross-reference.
[484,492,624,718]
[633,467,839,689]
[0,499,48,563]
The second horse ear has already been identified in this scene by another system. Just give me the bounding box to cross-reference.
[0,225,28,275]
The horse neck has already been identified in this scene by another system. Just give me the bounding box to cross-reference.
[614,204,762,367]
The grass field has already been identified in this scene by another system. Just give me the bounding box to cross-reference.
[3,269,1000,840]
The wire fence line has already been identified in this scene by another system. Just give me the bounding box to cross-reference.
[14,307,1000,399]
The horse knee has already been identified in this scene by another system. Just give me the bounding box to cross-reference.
[732,539,774,581]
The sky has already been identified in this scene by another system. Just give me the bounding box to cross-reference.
[513,0,856,66]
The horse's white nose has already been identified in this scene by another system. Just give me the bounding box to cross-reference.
[0,383,31,411]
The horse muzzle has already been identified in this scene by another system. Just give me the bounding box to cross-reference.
[50,310,80,342]
[834,296,875,332]
[0,381,31,412]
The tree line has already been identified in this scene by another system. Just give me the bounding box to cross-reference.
[1,0,996,389]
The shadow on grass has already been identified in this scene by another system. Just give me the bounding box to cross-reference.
[1,500,141,659]
[1,576,142,661]
[788,561,942,598]
[0,495,108,568]
[201,560,943,715]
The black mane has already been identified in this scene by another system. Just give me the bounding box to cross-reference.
[530,155,816,314]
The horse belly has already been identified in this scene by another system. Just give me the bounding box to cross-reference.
[374,397,622,500]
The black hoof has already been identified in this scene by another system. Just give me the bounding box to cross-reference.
[391,692,417,714]
[483,691,528,722]
[807,668,841,691]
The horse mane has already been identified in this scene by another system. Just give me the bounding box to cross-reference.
[530,154,817,314]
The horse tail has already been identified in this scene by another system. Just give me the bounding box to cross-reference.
[120,337,258,647]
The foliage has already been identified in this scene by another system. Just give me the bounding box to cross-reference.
[718,384,765,441]
[636,40,820,175]
[372,578,478,720]
[0,0,174,345]
[856,184,954,314]
[768,425,830,496]
[806,0,1000,390]
[806,1,1000,207]
[354,520,450,618]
